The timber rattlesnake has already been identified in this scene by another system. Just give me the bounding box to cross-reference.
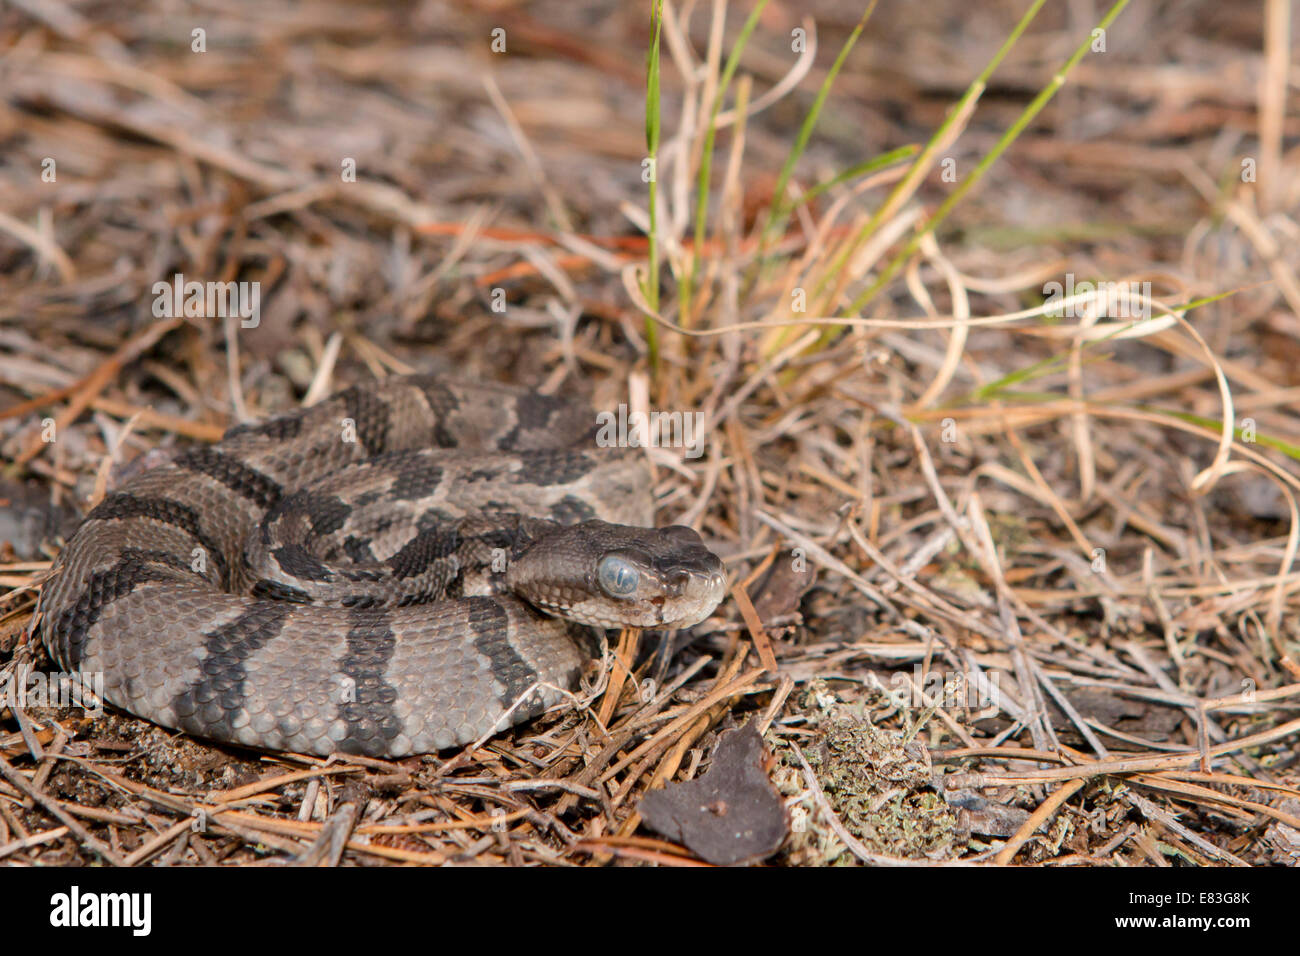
[37,377,725,756]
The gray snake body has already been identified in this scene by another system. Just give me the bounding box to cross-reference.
[37,377,726,756]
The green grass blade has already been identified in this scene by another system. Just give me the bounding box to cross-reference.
[757,1,878,263]
[682,0,770,325]
[1150,409,1300,461]
[764,0,1051,358]
[841,0,1131,319]
[968,285,1248,404]
[643,0,664,368]
[780,145,919,212]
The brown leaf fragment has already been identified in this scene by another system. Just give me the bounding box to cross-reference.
[749,550,815,622]
[943,788,1032,838]
[639,724,787,866]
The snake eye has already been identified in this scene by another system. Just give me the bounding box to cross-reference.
[597,555,640,597]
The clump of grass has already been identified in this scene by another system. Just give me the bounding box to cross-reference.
[629,0,1300,865]
[637,0,1136,360]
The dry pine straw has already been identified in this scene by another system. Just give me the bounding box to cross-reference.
[1,0,1299,865]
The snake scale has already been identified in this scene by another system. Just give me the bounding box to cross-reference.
[37,376,726,757]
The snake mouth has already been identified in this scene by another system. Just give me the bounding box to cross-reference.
[523,567,726,630]
[655,568,727,627]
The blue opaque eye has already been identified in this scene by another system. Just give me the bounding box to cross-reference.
[598,556,639,596]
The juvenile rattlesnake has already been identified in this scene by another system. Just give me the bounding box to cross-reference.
[37,376,726,757]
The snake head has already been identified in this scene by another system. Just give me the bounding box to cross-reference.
[506,520,726,629]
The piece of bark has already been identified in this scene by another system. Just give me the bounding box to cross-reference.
[943,788,1032,838]
[749,550,816,622]
[640,724,787,866]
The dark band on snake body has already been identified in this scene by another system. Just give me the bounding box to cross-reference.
[390,462,445,501]
[171,448,283,510]
[225,409,304,441]
[511,449,602,486]
[88,493,230,585]
[170,602,293,740]
[271,544,333,582]
[52,560,173,669]
[466,596,544,720]
[341,535,376,564]
[501,393,585,449]
[301,493,353,537]
[548,494,599,524]
[415,380,462,445]
[386,526,460,580]
[343,385,391,456]
[250,579,312,603]
[336,607,402,755]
